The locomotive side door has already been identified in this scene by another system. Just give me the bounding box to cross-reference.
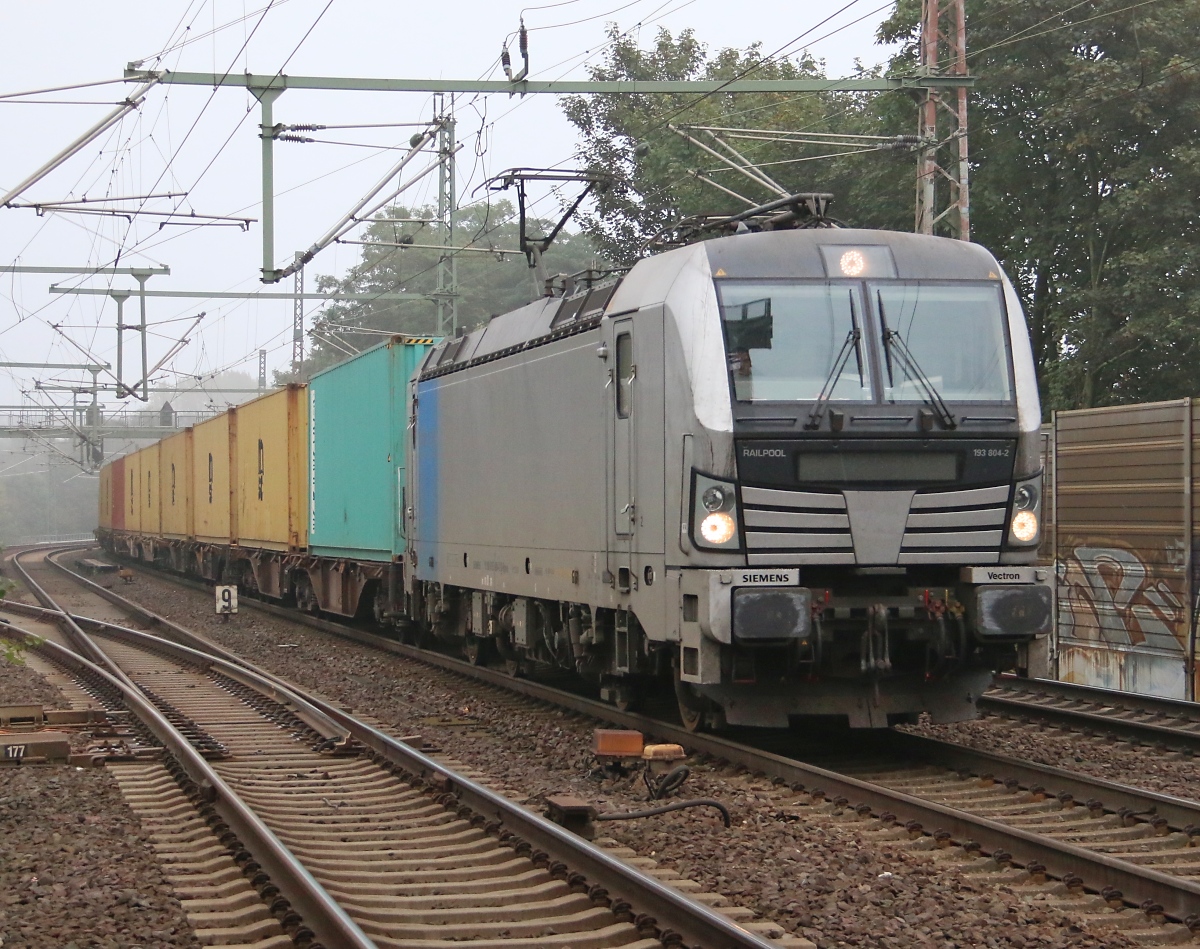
[610,318,636,549]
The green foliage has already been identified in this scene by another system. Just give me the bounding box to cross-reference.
[560,26,916,265]
[560,10,1200,412]
[283,200,605,379]
[888,0,1200,410]
[1,635,30,666]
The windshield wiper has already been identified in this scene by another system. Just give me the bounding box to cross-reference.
[877,291,956,430]
[804,291,864,431]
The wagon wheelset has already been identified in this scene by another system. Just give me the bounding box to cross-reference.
[673,656,715,733]
[463,635,495,666]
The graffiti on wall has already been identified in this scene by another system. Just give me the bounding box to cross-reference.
[1057,540,1187,655]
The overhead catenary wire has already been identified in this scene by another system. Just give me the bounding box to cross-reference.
[1,1,344,399]
[3,0,918,398]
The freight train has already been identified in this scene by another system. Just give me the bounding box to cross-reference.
[98,225,1051,730]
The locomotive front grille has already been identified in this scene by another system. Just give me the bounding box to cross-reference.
[899,484,1010,565]
[740,483,1011,566]
[741,486,854,565]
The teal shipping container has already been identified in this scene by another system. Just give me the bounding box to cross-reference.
[308,336,436,560]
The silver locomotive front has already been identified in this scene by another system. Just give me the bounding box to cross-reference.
[656,228,1049,728]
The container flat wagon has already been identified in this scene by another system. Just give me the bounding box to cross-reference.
[97,340,435,624]
[300,337,430,619]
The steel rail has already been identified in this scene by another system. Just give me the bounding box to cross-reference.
[980,687,1200,754]
[10,547,142,692]
[27,556,1200,837]
[18,570,1200,847]
[991,673,1200,719]
[48,561,1200,926]
[0,613,377,949]
[886,730,1200,833]
[21,554,350,745]
[3,595,351,750]
[41,551,785,949]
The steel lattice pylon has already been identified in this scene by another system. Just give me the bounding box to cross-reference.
[916,0,970,240]
[434,94,458,338]
[292,252,304,374]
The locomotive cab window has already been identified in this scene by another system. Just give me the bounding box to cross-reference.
[616,332,634,417]
[718,281,871,403]
[873,282,1013,403]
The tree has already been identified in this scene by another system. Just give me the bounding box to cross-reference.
[281,200,606,379]
[561,26,917,265]
[882,0,1200,410]
[562,10,1200,412]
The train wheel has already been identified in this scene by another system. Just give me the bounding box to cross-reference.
[464,635,491,666]
[504,656,523,678]
[394,620,417,644]
[612,684,640,713]
[294,575,319,614]
[673,669,709,733]
[372,588,390,627]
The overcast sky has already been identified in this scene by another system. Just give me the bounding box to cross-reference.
[0,1,898,416]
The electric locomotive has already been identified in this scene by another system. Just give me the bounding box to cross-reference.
[407,216,1049,729]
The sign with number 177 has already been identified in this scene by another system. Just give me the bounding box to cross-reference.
[215,585,238,615]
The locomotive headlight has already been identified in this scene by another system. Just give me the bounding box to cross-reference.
[691,471,741,549]
[700,512,737,545]
[1007,476,1042,546]
[1014,483,1038,512]
[839,249,866,277]
[1010,510,1039,543]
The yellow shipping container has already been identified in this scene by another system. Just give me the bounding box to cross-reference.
[160,429,193,539]
[192,411,237,545]
[234,385,308,551]
[142,443,163,537]
[98,463,112,531]
[125,449,143,534]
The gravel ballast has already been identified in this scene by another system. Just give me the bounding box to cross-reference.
[0,659,200,949]
[98,566,1178,949]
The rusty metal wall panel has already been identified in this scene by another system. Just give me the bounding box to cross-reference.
[159,429,193,539]
[1054,399,1191,699]
[192,412,233,545]
[1058,642,1188,698]
[233,385,307,551]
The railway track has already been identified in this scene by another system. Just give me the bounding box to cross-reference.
[17,548,1200,936]
[984,674,1200,752]
[3,546,791,949]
